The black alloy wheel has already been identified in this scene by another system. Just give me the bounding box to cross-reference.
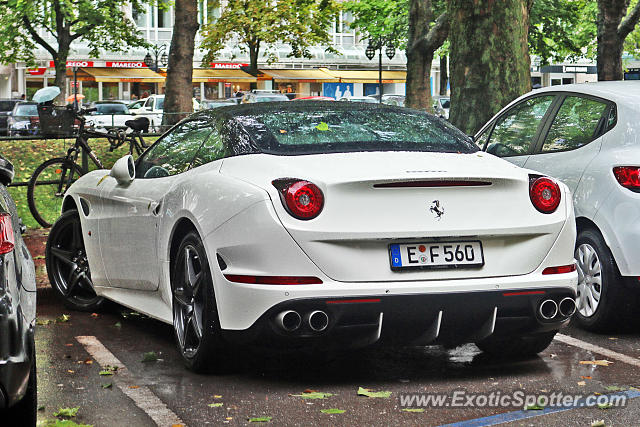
[171,231,230,373]
[46,209,104,311]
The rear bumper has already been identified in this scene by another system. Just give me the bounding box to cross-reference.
[222,286,576,349]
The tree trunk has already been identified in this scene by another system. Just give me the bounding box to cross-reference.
[405,0,448,111]
[248,42,260,76]
[53,57,68,104]
[439,55,448,95]
[448,0,532,135]
[596,0,640,80]
[163,0,199,127]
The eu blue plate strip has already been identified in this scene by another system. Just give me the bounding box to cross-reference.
[438,389,640,427]
[390,244,402,268]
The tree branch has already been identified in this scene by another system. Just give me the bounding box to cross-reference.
[618,0,640,39]
[22,15,58,59]
[415,11,449,53]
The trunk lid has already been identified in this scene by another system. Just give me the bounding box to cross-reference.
[221,152,567,282]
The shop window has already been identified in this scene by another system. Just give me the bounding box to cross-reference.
[551,79,562,86]
[562,78,574,85]
[158,1,171,28]
[133,5,148,27]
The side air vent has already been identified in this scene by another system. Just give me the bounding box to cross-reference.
[216,254,228,271]
[79,198,90,216]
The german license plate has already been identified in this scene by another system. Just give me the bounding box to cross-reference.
[389,241,484,270]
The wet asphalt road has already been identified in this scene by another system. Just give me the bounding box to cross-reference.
[33,287,640,427]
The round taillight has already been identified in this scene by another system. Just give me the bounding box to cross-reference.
[282,180,324,220]
[529,177,561,214]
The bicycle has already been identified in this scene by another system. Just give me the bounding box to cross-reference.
[27,104,150,228]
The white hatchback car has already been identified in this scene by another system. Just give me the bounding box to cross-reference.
[475,81,640,331]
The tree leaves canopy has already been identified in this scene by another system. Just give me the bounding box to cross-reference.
[0,0,150,65]
[200,0,339,71]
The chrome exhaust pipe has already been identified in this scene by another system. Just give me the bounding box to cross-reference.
[275,310,301,332]
[559,297,577,317]
[538,299,558,320]
[306,310,329,332]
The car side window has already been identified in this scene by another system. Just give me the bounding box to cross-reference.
[191,122,229,168]
[475,127,491,149]
[541,96,610,153]
[136,117,213,178]
[486,95,555,157]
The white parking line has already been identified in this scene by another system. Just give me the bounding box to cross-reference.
[76,335,185,427]
[555,333,640,368]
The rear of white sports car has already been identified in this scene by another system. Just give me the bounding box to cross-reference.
[204,103,578,353]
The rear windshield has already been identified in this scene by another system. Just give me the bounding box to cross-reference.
[14,104,38,116]
[95,104,129,114]
[234,107,477,155]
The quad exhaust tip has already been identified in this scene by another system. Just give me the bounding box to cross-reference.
[538,299,558,320]
[306,310,329,332]
[559,297,577,317]
[276,310,302,332]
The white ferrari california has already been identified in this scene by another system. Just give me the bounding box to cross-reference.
[45,102,578,372]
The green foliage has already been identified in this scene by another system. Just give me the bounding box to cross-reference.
[343,0,409,48]
[53,407,79,418]
[200,0,339,72]
[0,0,151,66]
[624,0,640,58]
[529,0,597,65]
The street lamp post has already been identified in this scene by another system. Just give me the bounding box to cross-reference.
[365,37,396,103]
[143,44,168,72]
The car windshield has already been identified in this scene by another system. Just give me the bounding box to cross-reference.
[255,96,289,103]
[204,101,233,108]
[156,97,164,110]
[0,101,17,112]
[234,105,477,155]
[14,104,38,116]
[95,104,129,114]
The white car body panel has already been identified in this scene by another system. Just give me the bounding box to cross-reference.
[65,147,577,332]
[476,81,640,277]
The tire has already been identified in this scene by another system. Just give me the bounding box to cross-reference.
[46,210,104,311]
[5,343,36,426]
[171,231,230,373]
[476,331,557,358]
[28,157,85,228]
[574,228,629,332]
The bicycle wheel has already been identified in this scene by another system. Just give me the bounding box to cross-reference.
[27,157,86,228]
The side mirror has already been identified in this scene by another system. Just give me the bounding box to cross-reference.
[110,155,135,185]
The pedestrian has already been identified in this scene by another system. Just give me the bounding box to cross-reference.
[131,93,138,100]
[20,94,25,100]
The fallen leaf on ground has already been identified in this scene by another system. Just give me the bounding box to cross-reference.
[208,403,223,407]
[101,383,112,389]
[36,319,53,325]
[56,314,71,323]
[99,370,113,376]
[53,407,79,418]
[213,395,222,399]
[114,322,122,328]
[581,376,592,380]
[577,381,586,386]
[591,421,605,427]
[401,408,425,413]
[525,404,545,410]
[320,408,345,414]
[605,385,624,391]
[129,385,140,389]
[357,387,392,398]
[579,360,613,366]
[67,370,74,374]
[248,416,272,422]
[292,391,333,399]
[598,403,613,410]
[141,351,158,363]
[84,359,93,365]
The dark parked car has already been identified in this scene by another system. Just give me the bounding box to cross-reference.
[8,102,39,136]
[0,155,37,425]
[0,100,21,136]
